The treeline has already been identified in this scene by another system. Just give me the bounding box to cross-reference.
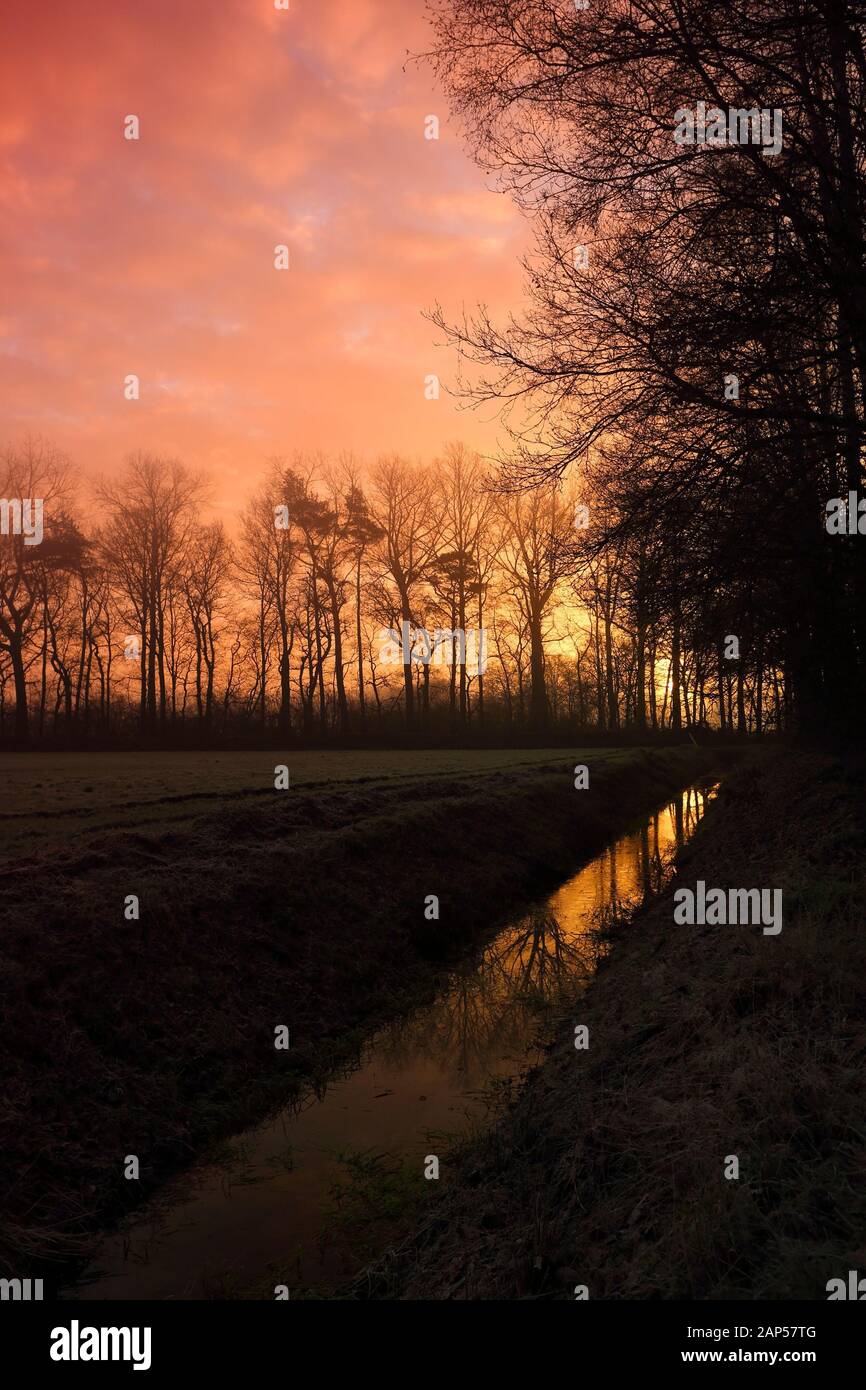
[0,438,778,744]
[426,0,866,733]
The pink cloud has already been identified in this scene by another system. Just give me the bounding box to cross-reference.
[0,0,528,514]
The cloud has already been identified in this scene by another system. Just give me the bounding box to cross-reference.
[0,0,527,507]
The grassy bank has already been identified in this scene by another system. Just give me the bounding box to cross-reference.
[0,744,728,1287]
[362,751,866,1300]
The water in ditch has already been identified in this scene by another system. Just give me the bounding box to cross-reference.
[70,780,717,1299]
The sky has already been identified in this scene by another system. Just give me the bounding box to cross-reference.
[0,0,528,518]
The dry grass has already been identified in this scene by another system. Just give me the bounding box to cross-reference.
[365,752,866,1300]
[0,748,617,852]
[0,744,727,1289]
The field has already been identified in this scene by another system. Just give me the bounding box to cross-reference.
[0,743,729,1287]
[0,748,614,853]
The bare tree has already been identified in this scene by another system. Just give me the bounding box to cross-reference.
[97,454,204,733]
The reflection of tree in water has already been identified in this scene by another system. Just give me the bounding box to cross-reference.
[605,782,716,912]
[673,783,715,850]
[371,782,718,1087]
[374,907,593,1086]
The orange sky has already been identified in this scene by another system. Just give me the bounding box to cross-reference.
[0,0,528,519]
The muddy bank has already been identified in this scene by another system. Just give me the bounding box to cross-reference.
[362,752,866,1300]
[1,745,729,1285]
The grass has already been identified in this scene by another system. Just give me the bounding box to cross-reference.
[360,751,866,1300]
[0,748,619,852]
[0,743,732,1290]
[325,1149,427,1261]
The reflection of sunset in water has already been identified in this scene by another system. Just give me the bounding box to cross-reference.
[546,781,716,933]
[382,781,720,1087]
[74,781,718,1301]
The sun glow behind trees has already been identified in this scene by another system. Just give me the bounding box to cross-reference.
[1,437,779,742]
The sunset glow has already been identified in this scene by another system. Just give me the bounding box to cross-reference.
[0,0,526,515]
[3,0,865,1335]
